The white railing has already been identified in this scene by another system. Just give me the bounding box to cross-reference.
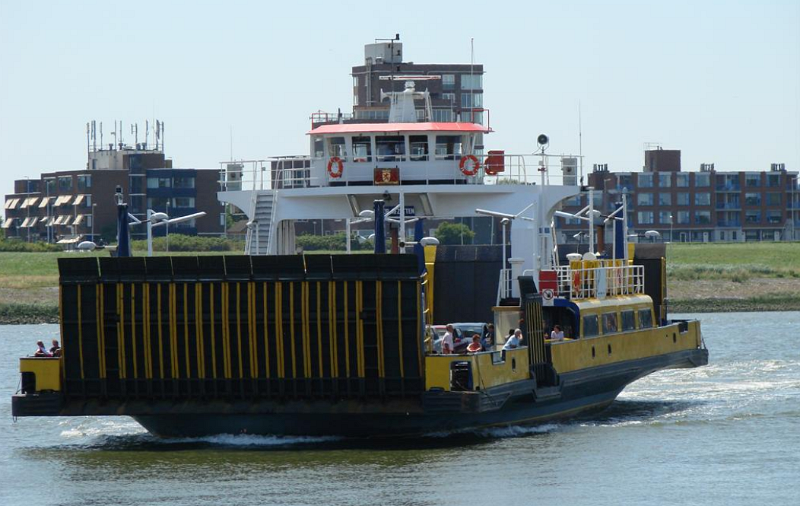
[555,263,645,300]
[496,268,513,304]
[219,153,584,191]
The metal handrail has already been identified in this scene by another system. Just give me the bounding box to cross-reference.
[555,263,645,300]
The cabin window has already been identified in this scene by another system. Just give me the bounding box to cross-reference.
[313,137,324,158]
[621,310,636,331]
[435,135,463,160]
[352,136,372,162]
[602,313,618,334]
[582,315,599,338]
[376,135,405,162]
[327,137,347,159]
[409,135,428,161]
[638,309,653,329]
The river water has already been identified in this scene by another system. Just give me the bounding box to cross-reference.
[1,312,798,506]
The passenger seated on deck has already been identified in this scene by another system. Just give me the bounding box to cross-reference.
[550,325,565,341]
[50,339,61,357]
[34,340,51,357]
[467,334,483,353]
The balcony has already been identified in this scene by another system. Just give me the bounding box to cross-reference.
[717,220,742,227]
[715,183,741,191]
[715,202,741,210]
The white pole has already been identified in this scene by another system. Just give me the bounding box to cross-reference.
[502,219,508,298]
[399,191,406,253]
[346,218,352,254]
[255,222,260,255]
[622,194,629,261]
[147,209,153,257]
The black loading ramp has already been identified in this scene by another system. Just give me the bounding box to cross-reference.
[58,254,424,403]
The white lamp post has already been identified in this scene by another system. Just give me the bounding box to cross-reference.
[147,210,205,256]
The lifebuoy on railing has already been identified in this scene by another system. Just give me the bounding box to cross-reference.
[459,154,480,176]
[327,157,344,178]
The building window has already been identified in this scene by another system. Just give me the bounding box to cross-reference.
[695,193,711,206]
[147,197,169,211]
[353,76,358,87]
[147,177,172,189]
[461,111,484,124]
[658,193,672,206]
[745,210,761,223]
[695,210,711,224]
[353,94,359,106]
[658,173,671,187]
[767,173,781,188]
[659,211,672,224]
[637,193,654,206]
[695,173,710,187]
[767,193,781,206]
[677,211,690,224]
[77,174,92,190]
[637,173,653,188]
[766,210,782,224]
[441,92,456,103]
[745,173,761,187]
[638,211,654,224]
[677,192,690,205]
[442,74,455,90]
[173,176,195,189]
[676,173,689,187]
[461,92,483,108]
[618,174,633,191]
[460,74,482,90]
[58,176,73,192]
[745,193,761,206]
[432,109,453,122]
[173,197,195,208]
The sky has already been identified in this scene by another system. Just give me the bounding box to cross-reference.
[1,0,798,199]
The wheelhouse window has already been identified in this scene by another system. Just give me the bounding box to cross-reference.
[313,137,324,158]
[409,135,428,161]
[621,310,636,331]
[352,136,372,162]
[376,135,405,162]
[602,313,618,334]
[435,135,463,160]
[327,137,347,159]
[582,315,599,338]
[638,309,653,329]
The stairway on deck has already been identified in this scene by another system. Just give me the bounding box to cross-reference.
[245,191,275,255]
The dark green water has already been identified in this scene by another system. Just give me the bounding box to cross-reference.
[2,313,799,506]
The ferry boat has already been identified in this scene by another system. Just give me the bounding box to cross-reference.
[11,81,708,437]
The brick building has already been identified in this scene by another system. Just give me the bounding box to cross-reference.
[556,149,800,243]
[2,127,225,243]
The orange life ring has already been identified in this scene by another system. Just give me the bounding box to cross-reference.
[459,154,480,176]
[327,157,344,178]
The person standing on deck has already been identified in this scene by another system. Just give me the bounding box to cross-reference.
[442,324,455,354]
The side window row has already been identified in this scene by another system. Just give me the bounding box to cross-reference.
[582,308,653,338]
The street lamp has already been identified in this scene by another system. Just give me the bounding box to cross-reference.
[91,203,97,243]
[669,213,673,243]
[146,210,206,256]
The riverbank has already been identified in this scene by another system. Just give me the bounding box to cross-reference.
[2,243,799,323]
